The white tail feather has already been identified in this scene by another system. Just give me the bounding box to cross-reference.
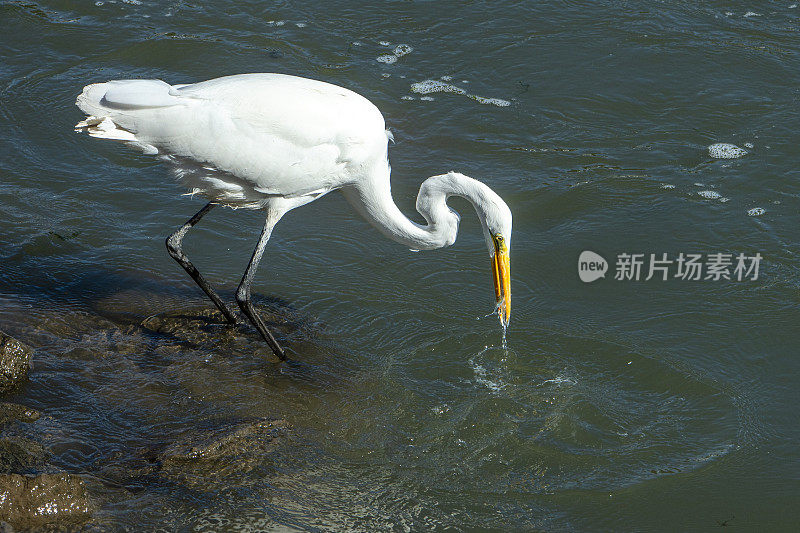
[75,81,175,153]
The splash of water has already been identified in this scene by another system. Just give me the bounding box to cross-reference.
[482,302,509,349]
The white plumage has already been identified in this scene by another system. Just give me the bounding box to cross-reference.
[77,74,389,208]
[75,73,512,359]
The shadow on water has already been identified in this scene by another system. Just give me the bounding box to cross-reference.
[0,256,382,529]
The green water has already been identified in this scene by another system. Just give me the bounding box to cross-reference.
[1,1,799,530]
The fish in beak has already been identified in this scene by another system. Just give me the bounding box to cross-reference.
[491,234,511,327]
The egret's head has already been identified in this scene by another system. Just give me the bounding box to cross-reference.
[419,171,512,327]
[482,195,512,328]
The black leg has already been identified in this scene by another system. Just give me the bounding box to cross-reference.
[236,216,286,360]
[166,202,238,325]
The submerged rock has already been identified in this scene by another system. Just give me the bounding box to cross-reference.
[0,473,92,529]
[159,418,288,465]
[140,306,308,357]
[0,404,40,426]
[141,308,242,345]
[0,333,32,394]
[154,418,289,489]
[143,307,300,336]
[105,418,289,490]
[0,438,48,473]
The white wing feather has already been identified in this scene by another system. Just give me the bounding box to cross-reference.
[75,74,388,203]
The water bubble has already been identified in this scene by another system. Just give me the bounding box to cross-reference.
[393,44,413,57]
[409,79,510,107]
[708,143,748,159]
[376,44,413,64]
[541,376,577,386]
[697,190,722,199]
[747,207,765,216]
[411,80,467,95]
[431,404,450,415]
[469,95,511,107]
[468,358,505,392]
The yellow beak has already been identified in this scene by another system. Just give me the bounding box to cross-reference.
[491,235,511,327]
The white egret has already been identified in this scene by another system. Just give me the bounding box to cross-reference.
[75,73,512,360]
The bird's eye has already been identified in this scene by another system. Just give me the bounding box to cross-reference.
[496,235,504,241]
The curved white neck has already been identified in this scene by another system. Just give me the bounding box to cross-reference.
[342,168,500,251]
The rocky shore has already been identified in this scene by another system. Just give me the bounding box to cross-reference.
[0,299,303,529]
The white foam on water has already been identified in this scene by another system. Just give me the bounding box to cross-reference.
[411,79,467,95]
[468,358,505,392]
[393,44,413,57]
[747,207,765,216]
[469,95,511,106]
[743,11,760,17]
[409,79,511,107]
[400,95,415,100]
[744,142,754,148]
[708,143,748,159]
[431,404,450,415]
[697,190,722,199]
[376,44,413,65]
[661,183,676,189]
[440,75,453,81]
[540,376,577,386]
[351,41,363,46]
[790,4,798,8]
[420,96,434,101]
[379,40,390,46]
[295,22,307,28]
